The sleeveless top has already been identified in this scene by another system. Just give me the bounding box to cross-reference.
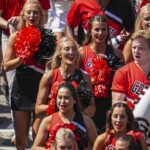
[80,45,115,73]
[80,45,115,98]
[50,68,80,90]
[46,112,88,150]
[49,112,86,131]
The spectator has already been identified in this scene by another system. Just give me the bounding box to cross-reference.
[112,30,150,106]
[45,0,73,41]
[123,3,150,63]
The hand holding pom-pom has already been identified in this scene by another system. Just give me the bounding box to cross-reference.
[14,26,41,65]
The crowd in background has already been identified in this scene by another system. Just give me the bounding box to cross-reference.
[0,0,150,149]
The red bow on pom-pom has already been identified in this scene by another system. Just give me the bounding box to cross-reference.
[14,26,41,65]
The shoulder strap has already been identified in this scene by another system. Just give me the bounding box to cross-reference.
[73,112,86,131]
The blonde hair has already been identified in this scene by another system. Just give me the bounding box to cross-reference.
[52,128,78,150]
[135,3,150,31]
[49,37,79,70]
[131,30,150,48]
[18,0,44,29]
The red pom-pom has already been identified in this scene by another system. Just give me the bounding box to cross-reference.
[14,26,41,65]
[89,56,113,98]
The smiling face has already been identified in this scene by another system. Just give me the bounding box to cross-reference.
[24,3,41,26]
[111,107,128,134]
[60,41,78,65]
[91,21,108,43]
[56,87,75,114]
[132,37,150,65]
[142,10,150,30]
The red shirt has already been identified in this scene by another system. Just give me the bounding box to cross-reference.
[111,62,150,107]
[67,0,104,31]
[0,0,50,35]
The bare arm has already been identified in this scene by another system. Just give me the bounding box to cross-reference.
[65,24,81,48]
[65,24,76,41]
[123,39,133,64]
[112,91,126,105]
[93,133,106,150]
[82,72,95,117]
[32,116,52,150]
[3,33,22,71]
[35,70,52,116]
[83,115,98,148]
[0,10,19,33]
